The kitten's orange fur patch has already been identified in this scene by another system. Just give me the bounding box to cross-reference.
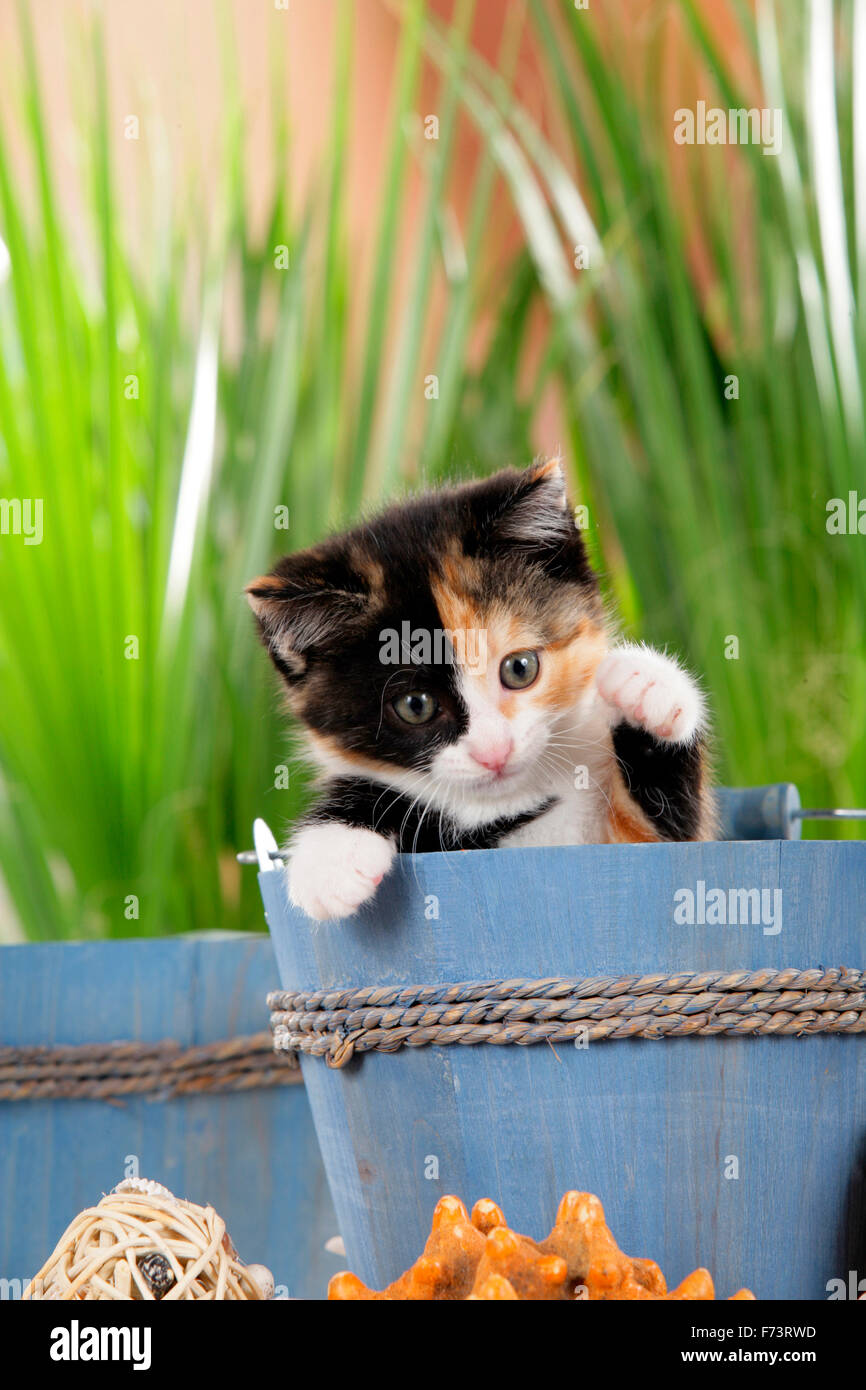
[348,549,386,597]
[605,775,660,844]
[430,558,486,638]
[307,730,403,784]
[432,562,607,715]
[531,623,607,708]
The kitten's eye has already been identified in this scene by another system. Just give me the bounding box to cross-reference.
[392,691,439,725]
[500,650,539,690]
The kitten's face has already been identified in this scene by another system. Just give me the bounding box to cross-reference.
[247,461,608,822]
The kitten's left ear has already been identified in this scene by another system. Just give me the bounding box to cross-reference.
[496,458,570,544]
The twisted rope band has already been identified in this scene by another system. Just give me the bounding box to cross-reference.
[0,1032,300,1102]
[268,967,866,1069]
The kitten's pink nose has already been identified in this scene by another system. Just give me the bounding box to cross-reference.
[468,737,513,775]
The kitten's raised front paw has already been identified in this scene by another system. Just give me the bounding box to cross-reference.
[287,823,396,922]
[595,645,704,744]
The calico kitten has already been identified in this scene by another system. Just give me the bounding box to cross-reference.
[247,459,715,920]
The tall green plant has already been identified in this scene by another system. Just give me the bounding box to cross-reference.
[0,0,541,941]
[3,0,859,946]
[426,0,865,830]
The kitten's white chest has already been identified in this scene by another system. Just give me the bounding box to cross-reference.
[499,771,610,848]
[497,696,614,848]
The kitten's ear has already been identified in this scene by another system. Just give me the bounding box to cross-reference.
[246,548,370,679]
[472,457,594,584]
[495,458,570,544]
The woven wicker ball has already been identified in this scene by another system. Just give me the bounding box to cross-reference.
[23,1178,273,1300]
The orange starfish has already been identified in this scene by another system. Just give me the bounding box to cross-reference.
[329,1191,755,1301]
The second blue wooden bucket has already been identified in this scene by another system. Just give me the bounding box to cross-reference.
[0,934,340,1300]
[259,803,865,1301]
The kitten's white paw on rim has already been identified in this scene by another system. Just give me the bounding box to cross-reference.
[595,645,704,743]
[287,823,396,921]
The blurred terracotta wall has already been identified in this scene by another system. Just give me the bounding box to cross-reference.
[0,1,753,455]
[0,2,547,250]
[0,0,753,272]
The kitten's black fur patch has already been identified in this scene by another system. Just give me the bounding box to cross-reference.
[306,778,558,853]
[611,720,706,841]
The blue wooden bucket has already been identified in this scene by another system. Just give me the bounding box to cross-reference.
[0,934,339,1300]
[260,790,866,1301]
